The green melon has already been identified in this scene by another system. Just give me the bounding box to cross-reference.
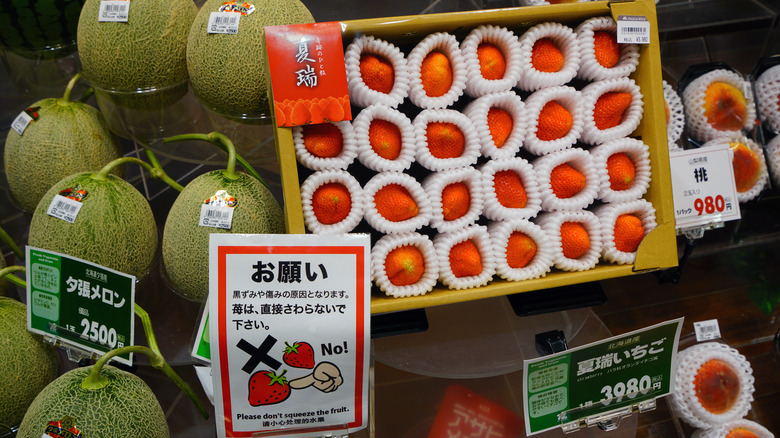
[163,170,284,301]
[76,0,197,108]
[186,0,314,119]
[17,365,169,438]
[28,172,158,279]
[0,297,59,428]
[0,0,85,59]
[4,79,122,213]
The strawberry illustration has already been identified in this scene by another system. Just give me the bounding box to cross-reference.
[248,369,291,406]
[283,341,315,369]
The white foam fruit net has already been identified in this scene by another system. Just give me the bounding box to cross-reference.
[701,135,768,203]
[433,224,496,290]
[580,77,644,145]
[413,108,482,171]
[293,121,358,171]
[460,24,523,98]
[344,35,410,109]
[517,22,581,92]
[353,104,416,173]
[535,210,602,272]
[575,16,639,81]
[664,80,686,149]
[479,157,542,222]
[755,64,780,134]
[523,86,584,156]
[363,171,433,234]
[695,419,774,438]
[766,134,780,187]
[533,148,602,212]
[682,69,755,144]
[594,199,657,265]
[488,219,554,282]
[371,232,440,298]
[423,166,485,234]
[407,32,468,109]
[589,137,651,203]
[463,90,528,160]
[300,169,366,235]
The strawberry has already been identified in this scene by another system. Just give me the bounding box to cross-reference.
[248,370,291,406]
[283,341,315,369]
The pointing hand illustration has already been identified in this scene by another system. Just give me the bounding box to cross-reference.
[289,361,343,393]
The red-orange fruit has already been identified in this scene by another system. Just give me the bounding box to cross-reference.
[440,182,470,222]
[665,100,670,124]
[730,142,762,193]
[613,214,644,253]
[606,152,636,191]
[374,184,419,222]
[531,38,564,73]
[693,358,740,415]
[449,239,482,278]
[550,163,586,199]
[324,97,345,122]
[506,232,537,269]
[426,122,466,158]
[487,107,514,148]
[725,428,760,438]
[311,183,352,225]
[420,51,453,98]
[369,119,403,160]
[594,91,632,130]
[290,100,311,126]
[536,101,573,141]
[360,53,394,94]
[302,123,344,158]
[384,245,426,286]
[477,42,506,80]
[703,81,748,131]
[593,30,620,68]
[493,170,528,209]
[560,222,590,259]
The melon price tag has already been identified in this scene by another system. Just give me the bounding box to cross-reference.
[25,246,135,366]
[209,233,370,438]
[200,205,235,229]
[670,144,741,230]
[616,15,650,45]
[207,12,240,35]
[265,22,351,127]
[98,0,129,23]
[11,111,33,136]
[523,318,683,436]
[693,319,721,342]
[46,195,84,224]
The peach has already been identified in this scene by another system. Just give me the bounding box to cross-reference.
[730,142,761,193]
[703,81,748,131]
[693,359,740,414]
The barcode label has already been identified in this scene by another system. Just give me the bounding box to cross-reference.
[11,111,33,136]
[693,319,721,342]
[46,195,83,223]
[617,15,650,45]
[98,0,129,22]
[207,12,240,34]
[200,204,234,229]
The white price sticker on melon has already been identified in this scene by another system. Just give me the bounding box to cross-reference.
[207,12,240,34]
[11,111,33,136]
[98,0,129,22]
[46,195,83,224]
[199,205,234,230]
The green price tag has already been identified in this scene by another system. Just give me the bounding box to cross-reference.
[523,318,683,435]
[25,247,135,366]
[191,301,211,363]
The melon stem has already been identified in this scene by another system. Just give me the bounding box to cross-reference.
[92,157,184,191]
[0,224,24,260]
[134,304,160,360]
[62,73,81,102]
[82,345,209,419]
[0,265,26,288]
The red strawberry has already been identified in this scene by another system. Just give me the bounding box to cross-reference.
[283,341,315,369]
[248,370,291,406]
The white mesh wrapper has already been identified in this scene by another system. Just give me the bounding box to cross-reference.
[590,138,651,203]
[664,80,686,149]
[670,342,755,430]
[371,232,439,298]
[423,167,484,234]
[594,199,657,265]
[766,134,780,187]
[433,224,496,290]
[463,90,528,160]
[695,419,774,438]
[523,86,584,156]
[518,22,581,92]
[407,32,468,109]
[533,148,602,212]
[300,169,365,234]
[413,109,481,171]
[575,16,639,81]
[682,69,756,144]
[460,25,523,98]
[488,219,554,282]
[535,210,602,272]
[580,77,644,145]
[293,121,357,171]
[363,171,432,234]
[701,136,768,203]
[480,157,542,221]
[353,104,416,172]
[344,35,410,109]
[755,64,780,134]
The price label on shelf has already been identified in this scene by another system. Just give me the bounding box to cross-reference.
[669,144,741,230]
[523,318,683,436]
[616,15,650,45]
[25,247,135,366]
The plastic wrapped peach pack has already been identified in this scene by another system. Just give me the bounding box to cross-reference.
[682,69,755,144]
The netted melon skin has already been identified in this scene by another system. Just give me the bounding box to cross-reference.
[28,173,158,279]
[4,98,122,213]
[186,0,314,119]
[0,297,58,427]
[163,170,284,302]
[17,365,169,438]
